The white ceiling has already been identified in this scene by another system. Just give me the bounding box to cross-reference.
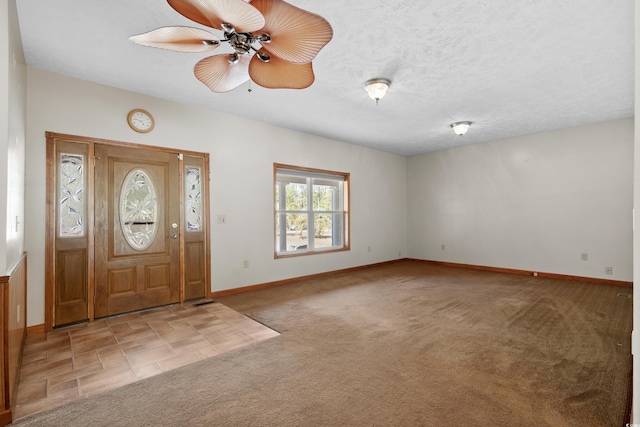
[15,0,634,156]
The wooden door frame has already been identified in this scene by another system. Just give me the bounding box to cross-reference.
[45,132,211,332]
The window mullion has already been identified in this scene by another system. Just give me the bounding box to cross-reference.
[277,181,287,252]
[307,177,314,250]
[332,187,340,247]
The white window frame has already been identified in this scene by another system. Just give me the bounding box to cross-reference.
[274,164,350,258]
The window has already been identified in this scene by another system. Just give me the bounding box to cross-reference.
[275,164,349,257]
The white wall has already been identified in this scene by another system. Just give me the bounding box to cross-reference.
[24,68,408,326]
[1,0,27,275]
[0,1,9,275]
[407,118,633,281]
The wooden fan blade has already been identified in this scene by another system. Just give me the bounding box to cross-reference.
[250,0,333,64]
[194,54,251,92]
[249,51,314,89]
[130,27,220,53]
[168,0,265,33]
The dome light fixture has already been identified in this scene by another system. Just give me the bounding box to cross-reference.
[363,78,391,105]
[450,121,472,135]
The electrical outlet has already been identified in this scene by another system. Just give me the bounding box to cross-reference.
[605,267,613,275]
[217,215,227,224]
[368,246,371,252]
[441,244,445,250]
[581,253,588,261]
[243,260,249,268]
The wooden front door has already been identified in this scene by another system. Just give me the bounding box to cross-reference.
[94,144,180,318]
[47,133,210,330]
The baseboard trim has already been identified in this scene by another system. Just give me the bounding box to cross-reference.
[27,324,45,337]
[0,408,12,426]
[409,259,633,287]
[210,257,632,299]
[210,259,405,298]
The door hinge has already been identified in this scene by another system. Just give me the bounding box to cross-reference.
[178,153,184,160]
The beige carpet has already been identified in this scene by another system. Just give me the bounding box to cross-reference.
[13,261,632,426]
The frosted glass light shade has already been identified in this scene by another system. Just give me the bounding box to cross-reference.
[451,121,472,135]
[363,78,391,104]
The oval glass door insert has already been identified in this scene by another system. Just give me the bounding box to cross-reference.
[120,168,158,250]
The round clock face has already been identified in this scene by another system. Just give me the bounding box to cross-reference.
[128,109,154,133]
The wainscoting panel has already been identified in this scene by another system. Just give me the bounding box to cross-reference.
[0,253,28,426]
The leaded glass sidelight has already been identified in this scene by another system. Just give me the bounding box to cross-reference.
[59,153,85,237]
[120,169,158,250]
[185,166,202,231]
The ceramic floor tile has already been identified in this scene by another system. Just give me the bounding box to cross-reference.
[21,351,48,365]
[125,345,176,369]
[20,350,71,371]
[47,364,105,387]
[14,378,47,405]
[13,387,80,420]
[78,364,136,397]
[147,321,177,334]
[48,378,78,396]
[159,326,200,343]
[94,339,143,357]
[120,337,167,356]
[14,302,279,421]
[112,326,157,344]
[131,362,164,380]
[195,346,223,359]
[169,335,213,355]
[73,351,101,369]
[20,357,74,379]
[71,329,113,344]
[22,336,70,356]
[81,373,137,398]
[72,335,118,355]
[157,351,202,372]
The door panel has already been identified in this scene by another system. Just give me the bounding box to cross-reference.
[94,144,180,318]
[185,242,205,299]
[183,155,208,300]
[54,141,90,326]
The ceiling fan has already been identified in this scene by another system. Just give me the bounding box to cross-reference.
[130,0,333,93]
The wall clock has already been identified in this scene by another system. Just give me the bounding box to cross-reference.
[127,109,154,133]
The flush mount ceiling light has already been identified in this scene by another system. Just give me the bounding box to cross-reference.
[130,0,333,93]
[450,121,472,135]
[363,78,391,105]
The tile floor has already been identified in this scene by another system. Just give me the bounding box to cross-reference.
[13,301,279,420]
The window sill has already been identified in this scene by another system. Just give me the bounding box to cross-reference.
[275,246,350,259]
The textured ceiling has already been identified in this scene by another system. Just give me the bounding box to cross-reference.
[15,0,634,156]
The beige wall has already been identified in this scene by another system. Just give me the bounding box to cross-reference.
[24,68,408,326]
[407,118,633,281]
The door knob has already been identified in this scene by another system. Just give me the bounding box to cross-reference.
[171,234,178,239]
